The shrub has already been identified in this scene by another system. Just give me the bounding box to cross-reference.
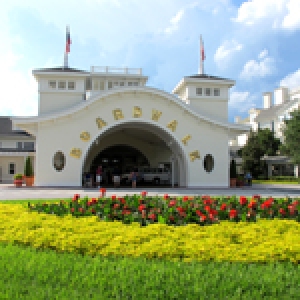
[24,156,34,177]
[13,173,23,180]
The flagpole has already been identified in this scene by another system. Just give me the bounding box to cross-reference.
[64,25,70,68]
[64,52,68,69]
[199,35,204,75]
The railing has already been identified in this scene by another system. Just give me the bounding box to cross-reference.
[90,66,143,75]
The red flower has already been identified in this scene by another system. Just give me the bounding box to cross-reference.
[79,207,84,213]
[248,201,257,209]
[71,208,75,213]
[203,199,213,205]
[200,215,206,222]
[72,194,80,201]
[176,206,185,213]
[210,209,218,216]
[196,210,205,217]
[111,195,116,200]
[163,194,169,200]
[138,204,146,212]
[204,205,211,212]
[119,198,126,204]
[229,209,238,219]
[91,198,98,204]
[100,188,106,194]
[220,203,227,211]
[253,195,261,200]
[87,201,93,206]
[168,200,176,207]
[148,213,156,220]
[141,191,147,197]
[113,203,120,209]
[288,205,296,215]
[279,208,286,215]
[239,196,247,205]
[91,208,96,214]
[169,215,175,221]
[183,196,189,202]
[122,210,131,215]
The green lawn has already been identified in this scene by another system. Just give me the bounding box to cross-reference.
[0,198,299,299]
[0,242,299,300]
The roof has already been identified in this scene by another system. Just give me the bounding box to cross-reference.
[33,66,88,74]
[186,74,232,81]
[254,104,284,122]
[0,117,33,137]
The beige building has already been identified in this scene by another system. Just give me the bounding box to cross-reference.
[3,65,249,187]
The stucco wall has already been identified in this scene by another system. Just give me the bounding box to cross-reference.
[33,89,229,187]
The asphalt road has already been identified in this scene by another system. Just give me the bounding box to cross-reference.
[1,184,300,200]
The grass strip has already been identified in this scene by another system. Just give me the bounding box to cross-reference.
[0,242,299,300]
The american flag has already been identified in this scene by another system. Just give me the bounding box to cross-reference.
[66,26,71,53]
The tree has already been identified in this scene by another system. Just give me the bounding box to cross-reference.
[239,128,281,178]
[24,156,34,177]
[280,109,300,168]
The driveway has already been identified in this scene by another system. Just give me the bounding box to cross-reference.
[0,183,300,200]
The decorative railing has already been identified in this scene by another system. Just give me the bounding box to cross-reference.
[90,66,142,75]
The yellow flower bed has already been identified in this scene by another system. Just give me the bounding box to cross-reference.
[0,204,300,264]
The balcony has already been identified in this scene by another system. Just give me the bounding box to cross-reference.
[90,66,143,75]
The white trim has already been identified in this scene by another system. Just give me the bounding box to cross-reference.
[0,152,35,156]
[12,86,250,133]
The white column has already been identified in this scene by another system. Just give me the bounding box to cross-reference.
[294,165,299,178]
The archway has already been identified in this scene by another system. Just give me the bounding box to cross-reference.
[81,119,188,187]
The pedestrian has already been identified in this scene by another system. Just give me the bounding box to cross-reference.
[244,171,252,186]
[131,167,138,188]
[112,167,121,188]
[96,165,102,188]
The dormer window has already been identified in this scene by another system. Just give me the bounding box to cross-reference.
[68,81,75,90]
[205,88,211,96]
[58,81,66,90]
[196,88,202,96]
[214,88,220,96]
[49,80,56,89]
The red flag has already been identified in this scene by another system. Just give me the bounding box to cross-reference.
[201,41,205,61]
[66,26,71,53]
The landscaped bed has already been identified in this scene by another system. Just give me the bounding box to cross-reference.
[0,190,299,299]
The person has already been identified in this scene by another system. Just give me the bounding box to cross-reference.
[96,165,102,188]
[131,167,138,188]
[244,171,252,186]
[112,167,121,188]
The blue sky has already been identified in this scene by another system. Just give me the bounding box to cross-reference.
[1,0,300,122]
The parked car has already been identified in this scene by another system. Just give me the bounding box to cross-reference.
[121,167,170,185]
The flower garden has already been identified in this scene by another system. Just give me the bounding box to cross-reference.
[0,189,299,299]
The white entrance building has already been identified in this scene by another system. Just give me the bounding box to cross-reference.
[10,65,249,187]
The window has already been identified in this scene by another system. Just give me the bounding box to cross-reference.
[120,82,125,87]
[214,88,220,96]
[100,81,105,90]
[196,88,202,96]
[58,81,66,89]
[53,151,65,171]
[203,154,214,173]
[133,82,138,86]
[68,81,75,90]
[24,142,34,150]
[17,142,22,149]
[113,82,119,87]
[128,82,133,86]
[108,82,112,89]
[9,163,15,175]
[205,88,211,96]
[49,80,56,89]
[93,81,99,90]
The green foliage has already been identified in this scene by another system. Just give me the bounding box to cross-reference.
[0,243,299,300]
[280,109,300,165]
[13,173,23,180]
[239,129,281,178]
[24,156,34,177]
[230,159,237,178]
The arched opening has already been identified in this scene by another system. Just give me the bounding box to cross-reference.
[81,120,188,188]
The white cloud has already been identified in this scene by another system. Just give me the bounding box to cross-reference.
[240,50,275,80]
[258,49,268,59]
[214,39,243,68]
[232,0,300,31]
[229,90,256,112]
[280,69,300,90]
[282,0,300,30]
[164,9,185,34]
